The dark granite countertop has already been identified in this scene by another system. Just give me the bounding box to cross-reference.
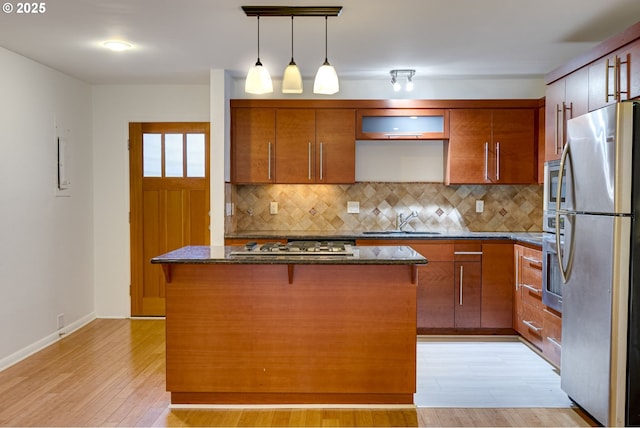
[225,231,543,248]
[151,245,428,265]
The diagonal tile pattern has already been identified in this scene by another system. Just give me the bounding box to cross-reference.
[230,182,543,233]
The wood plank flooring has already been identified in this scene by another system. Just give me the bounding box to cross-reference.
[0,319,597,427]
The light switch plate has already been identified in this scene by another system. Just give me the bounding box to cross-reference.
[347,201,360,214]
[475,200,484,213]
[270,201,278,214]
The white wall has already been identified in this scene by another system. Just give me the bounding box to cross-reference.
[0,48,94,368]
[230,75,546,99]
[92,85,210,318]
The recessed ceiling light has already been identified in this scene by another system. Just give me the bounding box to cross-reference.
[103,40,132,52]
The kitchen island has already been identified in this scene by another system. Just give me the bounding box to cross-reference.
[151,244,426,406]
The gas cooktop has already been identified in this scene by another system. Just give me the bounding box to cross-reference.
[230,240,355,256]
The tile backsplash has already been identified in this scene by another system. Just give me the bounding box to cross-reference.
[227,182,543,233]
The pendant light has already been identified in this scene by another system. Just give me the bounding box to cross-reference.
[282,16,303,93]
[313,16,339,95]
[245,16,273,94]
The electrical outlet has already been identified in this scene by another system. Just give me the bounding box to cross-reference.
[347,201,360,214]
[270,201,278,214]
[225,202,234,216]
[475,200,484,213]
[57,314,65,330]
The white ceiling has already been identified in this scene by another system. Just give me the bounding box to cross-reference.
[1,0,639,85]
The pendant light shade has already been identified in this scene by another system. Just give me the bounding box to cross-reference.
[282,16,303,93]
[245,16,273,94]
[314,16,339,95]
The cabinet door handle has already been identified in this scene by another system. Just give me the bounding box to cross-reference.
[484,142,488,181]
[547,337,562,348]
[606,58,618,102]
[521,283,542,295]
[320,142,324,181]
[308,142,312,181]
[268,142,272,180]
[523,256,541,265]
[617,53,630,100]
[496,142,500,181]
[522,320,542,333]
[459,265,464,305]
[515,249,520,291]
[555,101,564,155]
[454,251,483,255]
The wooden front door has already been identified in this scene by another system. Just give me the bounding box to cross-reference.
[129,122,210,316]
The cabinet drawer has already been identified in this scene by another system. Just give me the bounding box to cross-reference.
[543,308,562,367]
[454,243,482,262]
[520,248,542,309]
[520,304,544,349]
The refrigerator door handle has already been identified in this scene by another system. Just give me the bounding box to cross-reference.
[556,141,573,283]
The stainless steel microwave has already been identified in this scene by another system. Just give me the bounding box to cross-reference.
[543,159,566,212]
[543,160,566,234]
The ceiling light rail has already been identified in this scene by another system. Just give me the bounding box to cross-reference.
[243,5,342,95]
[241,6,342,17]
[390,69,415,92]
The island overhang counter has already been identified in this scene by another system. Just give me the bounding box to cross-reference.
[151,245,427,406]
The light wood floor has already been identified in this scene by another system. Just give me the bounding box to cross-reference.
[0,319,597,427]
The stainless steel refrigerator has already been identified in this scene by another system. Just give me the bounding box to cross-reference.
[557,101,640,426]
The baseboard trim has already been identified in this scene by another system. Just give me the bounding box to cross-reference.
[0,312,96,372]
[169,403,417,410]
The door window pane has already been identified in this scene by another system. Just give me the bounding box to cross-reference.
[165,134,184,177]
[186,133,205,177]
[143,134,162,177]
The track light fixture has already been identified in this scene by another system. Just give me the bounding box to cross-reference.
[242,6,342,95]
[390,69,416,92]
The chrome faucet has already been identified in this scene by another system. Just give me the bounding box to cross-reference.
[397,210,418,231]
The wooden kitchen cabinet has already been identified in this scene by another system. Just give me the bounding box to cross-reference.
[315,109,356,183]
[275,109,316,183]
[543,307,562,367]
[231,107,275,183]
[544,68,589,161]
[454,243,482,328]
[588,40,640,112]
[232,107,355,184]
[356,109,449,140]
[447,109,536,184]
[413,242,455,329]
[513,244,546,352]
[481,243,514,329]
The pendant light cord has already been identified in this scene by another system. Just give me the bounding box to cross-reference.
[323,16,329,65]
[257,16,261,62]
[290,16,295,63]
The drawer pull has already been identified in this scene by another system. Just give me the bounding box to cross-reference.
[454,251,483,255]
[547,337,562,348]
[523,320,542,333]
[523,256,541,265]
[521,283,542,295]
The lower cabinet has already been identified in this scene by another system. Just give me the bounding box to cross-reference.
[453,243,482,328]
[358,239,513,333]
[514,244,562,367]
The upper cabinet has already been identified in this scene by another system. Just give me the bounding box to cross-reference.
[276,108,355,184]
[356,109,449,140]
[446,109,536,185]
[231,100,539,185]
[231,105,355,184]
[231,107,276,184]
[544,68,589,161]
[545,22,640,161]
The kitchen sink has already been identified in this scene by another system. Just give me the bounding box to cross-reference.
[362,230,441,235]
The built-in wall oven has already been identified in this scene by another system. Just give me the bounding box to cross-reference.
[542,159,565,313]
[542,233,563,312]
